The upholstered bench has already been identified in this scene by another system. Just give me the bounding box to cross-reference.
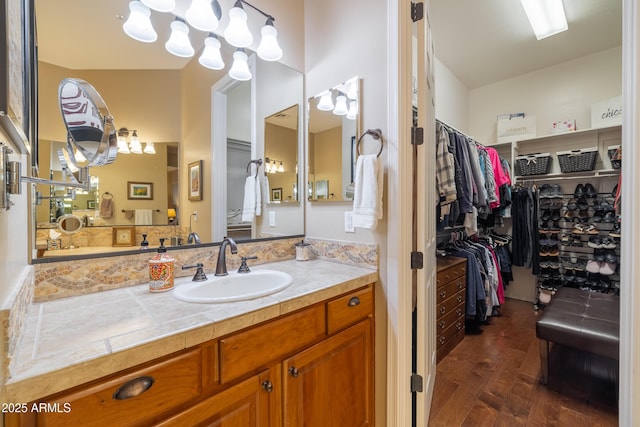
[536,287,619,384]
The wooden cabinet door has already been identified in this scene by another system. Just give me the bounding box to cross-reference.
[283,319,373,427]
[156,365,281,427]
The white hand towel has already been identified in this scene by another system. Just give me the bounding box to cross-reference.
[242,176,262,222]
[352,154,383,229]
[135,209,153,225]
[255,176,262,217]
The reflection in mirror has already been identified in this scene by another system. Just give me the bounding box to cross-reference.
[265,104,299,203]
[308,77,360,202]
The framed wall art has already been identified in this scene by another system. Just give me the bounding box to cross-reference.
[188,160,203,201]
[127,181,153,200]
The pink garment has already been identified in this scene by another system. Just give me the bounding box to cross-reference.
[486,147,511,210]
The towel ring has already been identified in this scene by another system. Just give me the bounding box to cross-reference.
[356,128,383,158]
[102,192,113,199]
[246,159,263,177]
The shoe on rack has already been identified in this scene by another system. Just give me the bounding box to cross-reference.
[572,223,587,234]
[584,183,597,198]
[600,262,617,276]
[588,236,602,249]
[609,222,621,238]
[584,224,600,235]
[574,183,585,198]
[586,260,601,274]
[600,237,617,249]
[539,184,552,198]
[605,250,618,263]
[593,249,606,262]
[603,212,616,223]
[550,184,563,198]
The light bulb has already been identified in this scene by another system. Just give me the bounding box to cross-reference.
[257,19,282,61]
[278,161,284,172]
[143,142,156,154]
[165,20,194,58]
[199,36,225,70]
[123,1,157,43]
[317,91,334,111]
[346,79,358,100]
[333,94,348,115]
[185,0,220,32]
[228,49,252,81]
[141,0,175,12]
[224,1,253,48]
[347,100,358,120]
[117,135,131,153]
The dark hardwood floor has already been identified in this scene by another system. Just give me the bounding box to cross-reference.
[429,298,618,426]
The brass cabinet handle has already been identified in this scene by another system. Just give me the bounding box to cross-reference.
[455,308,462,316]
[289,366,299,378]
[456,295,462,303]
[439,320,446,329]
[438,336,445,345]
[262,380,274,393]
[439,291,446,299]
[457,281,463,290]
[455,322,463,330]
[348,296,360,307]
[112,376,155,400]
[439,306,446,315]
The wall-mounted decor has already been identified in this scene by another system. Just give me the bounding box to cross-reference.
[87,200,96,209]
[112,226,136,247]
[271,187,282,202]
[127,181,153,200]
[188,160,203,201]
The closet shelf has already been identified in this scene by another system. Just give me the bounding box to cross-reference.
[514,169,620,182]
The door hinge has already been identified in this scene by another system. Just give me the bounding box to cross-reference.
[411,373,424,393]
[410,251,424,269]
[411,2,424,22]
[411,127,424,146]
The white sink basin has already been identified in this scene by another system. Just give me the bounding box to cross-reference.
[173,269,293,303]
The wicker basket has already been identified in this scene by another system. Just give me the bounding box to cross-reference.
[557,147,598,173]
[607,145,621,169]
[515,153,552,176]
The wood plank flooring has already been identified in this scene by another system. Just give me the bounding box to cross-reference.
[429,298,618,426]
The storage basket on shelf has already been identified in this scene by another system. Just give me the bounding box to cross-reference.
[607,145,621,169]
[515,153,552,176]
[556,147,598,173]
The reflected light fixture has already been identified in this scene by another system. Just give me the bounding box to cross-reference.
[143,142,156,154]
[123,1,157,43]
[141,0,175,12]
[199,35,225,70]
[165,19,195,57]
[224,0,253,47]
[278,161,284,172]
[332,93,348,116]
[317,91,334,111]
[122,0,282,81]
[257,18,282,61]
[117,128,155,154]
[228,49,252,81]
[520,0,568,40]
[185,0,221,32]
[346,100,358,120]
[129,131,143,154]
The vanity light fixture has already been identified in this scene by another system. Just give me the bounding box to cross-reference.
[123,1,158,43]
[165,19,195,58]
[117,128,131,154]
[332,93,349,116]
[122,0,282,81]
[199,35,225,69]
[228,49,252,81]
[520,0,568,40]
[117,128,156,155]
[143,141,156,154]
[317,91,334,111]
[264,157,284,174]
[129,131,143,154]
[346,100,358,120]
[185,0,221,32]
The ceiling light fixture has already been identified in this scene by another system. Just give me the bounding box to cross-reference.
[520,0,568,40]
[122,0,282,81]
[228,48,252,81]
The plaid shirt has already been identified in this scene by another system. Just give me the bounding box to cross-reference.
[436,123,457,208]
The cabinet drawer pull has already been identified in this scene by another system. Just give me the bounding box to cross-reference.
[445,274,451,281]
[113,376,155,400]
[439,291,446,299]
[289,366,299,378]
[348,296,361,307]
[439,307,446,315]
[457,281,463,290]
[456,308,463,316]
[438,336,445,345]
[456,295,462,303]
[262,380,274,393]
[455,322,463,330]
[439,320,446,329]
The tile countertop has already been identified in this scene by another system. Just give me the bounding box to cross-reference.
[6,259,378,403]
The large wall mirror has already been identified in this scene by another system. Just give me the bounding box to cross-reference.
[308,77,360,202]
[33,0,304,260]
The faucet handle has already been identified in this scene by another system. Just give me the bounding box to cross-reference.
[238,256,258,274]
[182,263,207,281]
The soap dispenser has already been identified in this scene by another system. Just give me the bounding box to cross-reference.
[148,238,175,293]
[140,233,149,250]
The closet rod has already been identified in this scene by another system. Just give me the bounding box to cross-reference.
[437,119,483,146]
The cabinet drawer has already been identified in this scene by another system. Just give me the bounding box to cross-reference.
[326,285,373,335]
[33,348,203,427]
[436,303,464,333]
[437,289,465,319]
[436,264,466,287]
[437,327,465,362]
[437,315,464,344]
[436,278,464,304]
[220,304,325,384]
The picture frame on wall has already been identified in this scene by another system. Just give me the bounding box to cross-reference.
[127,181,153,200]
[271,187,282,202]
[188,160,203,201]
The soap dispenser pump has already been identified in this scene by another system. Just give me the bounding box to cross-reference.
[148,238,175,293]
[140,233,149,250]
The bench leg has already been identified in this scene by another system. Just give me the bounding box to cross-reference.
[539,339,549,384]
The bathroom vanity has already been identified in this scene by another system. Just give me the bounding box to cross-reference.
[4,260,376,426]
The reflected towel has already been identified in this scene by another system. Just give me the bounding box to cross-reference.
[241,176,262,222]
[123,210,134,220]
[352,154,383,229]
[135,209,153,225]
[99,198,113,218]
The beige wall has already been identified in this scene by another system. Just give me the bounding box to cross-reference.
[265,122,298,202]
[311,126,342,200]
